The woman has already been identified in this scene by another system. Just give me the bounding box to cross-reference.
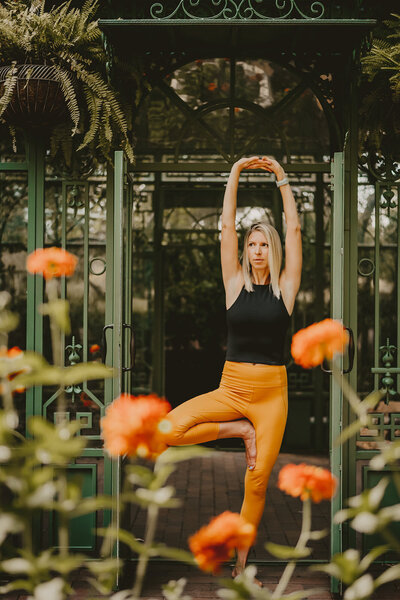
[165,156,302,582]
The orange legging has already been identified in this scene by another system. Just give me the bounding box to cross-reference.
[164,360,288,532]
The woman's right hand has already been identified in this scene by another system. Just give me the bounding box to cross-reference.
[232,156,269,172]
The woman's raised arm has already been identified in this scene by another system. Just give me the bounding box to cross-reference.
[263,157,302,315]
[221,157,260,302]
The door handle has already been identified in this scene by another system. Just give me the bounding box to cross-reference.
[343,327,355,374]
[102,324,114,363]
[321,326,355,374]
[122,323,135,373]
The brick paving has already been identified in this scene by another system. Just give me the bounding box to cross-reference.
[128,451,331,561]
[6,452,400,599]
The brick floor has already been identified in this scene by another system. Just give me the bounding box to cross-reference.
[128,451,331,562]
[5,452,400,599]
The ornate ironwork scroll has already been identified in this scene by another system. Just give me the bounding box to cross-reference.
[371,339,400,405]
[149,0,327,21]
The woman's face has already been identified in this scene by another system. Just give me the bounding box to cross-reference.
[247,230,269,270]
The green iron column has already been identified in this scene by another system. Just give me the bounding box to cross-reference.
[343,49,360,553]
[26,135,45,426]
[152,170,165,396]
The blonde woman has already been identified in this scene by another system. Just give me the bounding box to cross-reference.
[165,156,302,584]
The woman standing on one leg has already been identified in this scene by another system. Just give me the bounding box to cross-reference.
[164,156,302,582]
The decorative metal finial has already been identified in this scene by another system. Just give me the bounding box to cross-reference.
[379,338,398,404]
[65,336,83,401]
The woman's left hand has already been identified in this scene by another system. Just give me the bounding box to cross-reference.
[256,156,285,180]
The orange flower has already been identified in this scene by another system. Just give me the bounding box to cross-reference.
[89,344,100,354]
[101,393,171,459]
[278,463,337,503]
[188,511,256,574]
[291,319,348,369]
[0,346,26,392]
[208,82,217,91]
[27,247,78,280]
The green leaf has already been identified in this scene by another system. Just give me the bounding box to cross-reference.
[343,574,374,600]
[0,579,34,594]
[150,544,196,564]
[125,464,155,487]
[375,563,400,587]
[1,557,31,574]
[0,309,19,333]
[359,545,390,572]
[265,542,311,560]
[97,528,146,555]
[39,299,71,334]
[60,362,116,385]
[71,495,116,516]
[308,528,329,540]
[156,445,211,465]
[335,418,363,446]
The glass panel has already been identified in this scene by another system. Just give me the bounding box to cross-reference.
[42,173,108,448]
[132,180,155,394]
[0,170,28,434]
[357,180,400,452]
[134,58,331,161]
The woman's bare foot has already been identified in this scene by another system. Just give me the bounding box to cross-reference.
[232,564,263,587]
[217,419,257,469]
[239,420,257,470]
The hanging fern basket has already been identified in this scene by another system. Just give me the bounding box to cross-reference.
[0,64,68,128]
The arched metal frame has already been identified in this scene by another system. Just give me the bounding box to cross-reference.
[134,54,342,163]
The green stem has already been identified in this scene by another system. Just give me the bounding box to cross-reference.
[45,279,69,556]
[45,279,66,413]
[58,472,69,558]
[272,498,312,599]
[381,527,400,556]
[331,361,361,416]
[23,516,33,555]
[2,378,15,414]
[131,503,159,600]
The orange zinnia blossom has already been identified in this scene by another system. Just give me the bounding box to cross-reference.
[291,319,348,369]
[0,346,26,392]
[278,463,337,503]
[101,393,171,459]
[27,247,78,280]
[188,511,256,574]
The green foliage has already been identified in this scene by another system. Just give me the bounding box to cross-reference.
[360,14,400,158]
[0,0,134,164]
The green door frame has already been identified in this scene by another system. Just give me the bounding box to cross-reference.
[330,151,345,594]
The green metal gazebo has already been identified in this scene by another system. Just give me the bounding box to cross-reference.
[1,1,399,594]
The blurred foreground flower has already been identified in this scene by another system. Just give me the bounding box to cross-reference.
[0,346,27,392]
[278,463,337,503]
[27,247,78,280]
[101,393,171,459]
[188,511,255,574]
[291,318,348,368]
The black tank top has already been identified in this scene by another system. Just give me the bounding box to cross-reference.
[226,284,290,365]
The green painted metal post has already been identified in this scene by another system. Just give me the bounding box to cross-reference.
[330,151,345,595]
[152,172,165,396]
[112,150,125,574]
[344,52,360,555]
[26,136,45,427]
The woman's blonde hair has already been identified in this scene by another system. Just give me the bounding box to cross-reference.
[242,221,282,298]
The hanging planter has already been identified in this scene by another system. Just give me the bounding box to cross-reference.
[0,64,67,128]
[0,0,134,164]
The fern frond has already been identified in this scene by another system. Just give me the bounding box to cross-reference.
[77,88,101,150]
[0,65,18,118]
[53,66,80,133]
